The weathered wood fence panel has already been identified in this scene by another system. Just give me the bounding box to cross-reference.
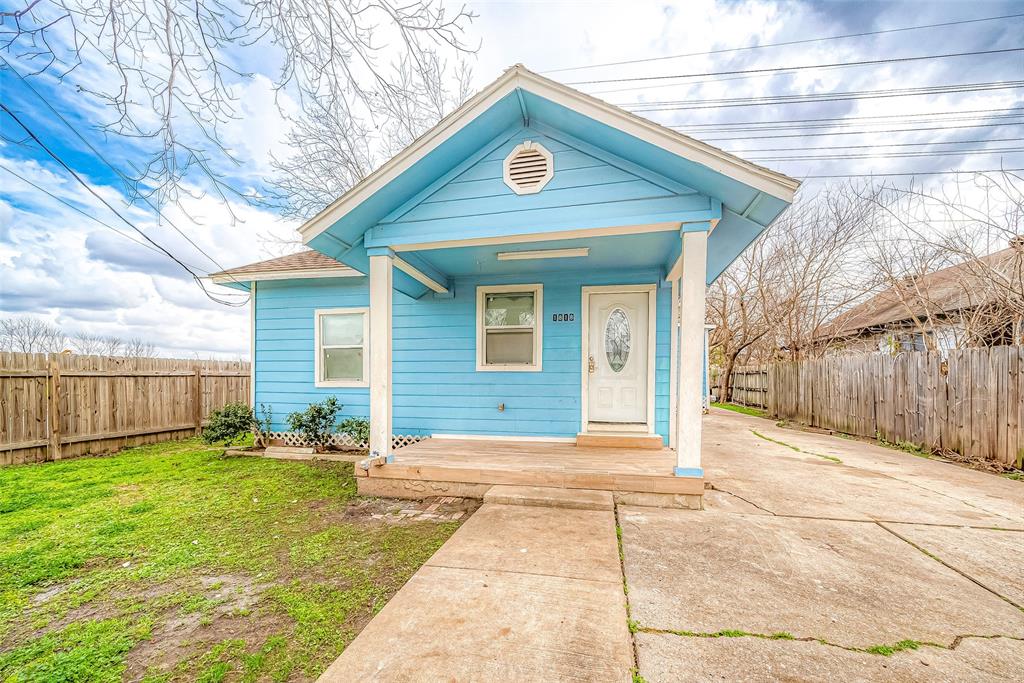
[752,346,1022,467]
[0,352,250,466]
[727,364,770,409]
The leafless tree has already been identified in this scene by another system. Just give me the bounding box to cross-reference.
[857,171,1024,349]
[1,0,476,217]
[707,185,876,400]
[0,317,68,352]
[123,337,157,357]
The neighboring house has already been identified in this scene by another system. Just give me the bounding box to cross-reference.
[212,65,797,497]
[819,242,1023,355]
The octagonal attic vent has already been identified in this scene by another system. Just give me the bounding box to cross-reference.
[503,141,554,195]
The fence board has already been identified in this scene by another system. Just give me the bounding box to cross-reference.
[0,353,250,466]
[733,346,1022,467]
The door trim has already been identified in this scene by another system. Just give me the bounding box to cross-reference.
[580,284,658,435]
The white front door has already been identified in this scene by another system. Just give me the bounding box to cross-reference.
[587,291,650,426]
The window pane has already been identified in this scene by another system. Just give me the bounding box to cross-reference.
[485,293,535,327]
[485,329,533,365]
[323,348,363,381]
[322,313,363,346]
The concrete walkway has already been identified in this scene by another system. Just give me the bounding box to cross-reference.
[625,408,1024,682]
[318,495,634,681]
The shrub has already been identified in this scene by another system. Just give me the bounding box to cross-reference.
[202,402,254,445]
[339,416,370,447]
[286,397,342,450]
[253,403,274,448]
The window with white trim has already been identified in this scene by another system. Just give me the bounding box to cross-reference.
[315,308,369,387]
[476,284,543,371]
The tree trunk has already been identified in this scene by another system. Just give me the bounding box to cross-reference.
[719,353,739,404]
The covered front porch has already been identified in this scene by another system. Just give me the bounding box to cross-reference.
[355,436,705,509]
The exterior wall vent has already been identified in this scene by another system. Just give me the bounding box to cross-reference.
[503,141,554,195]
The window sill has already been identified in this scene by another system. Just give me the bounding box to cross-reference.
[475,364,543,373]
[315,380,370,388]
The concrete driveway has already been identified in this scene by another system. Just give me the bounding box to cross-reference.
[621,408,1024,682]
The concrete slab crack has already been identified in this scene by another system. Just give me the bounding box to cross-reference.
[614,504,643,682]
[634,624,1024,656]
[875,521,1024,612]
[707,484,778,515]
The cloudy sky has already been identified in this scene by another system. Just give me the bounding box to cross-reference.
[2,0,1022,357]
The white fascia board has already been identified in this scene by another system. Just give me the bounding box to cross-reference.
[297,65,800,246]
[210,267,362,285]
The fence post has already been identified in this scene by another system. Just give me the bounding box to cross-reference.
[47,354,62,461]
[193,365,203,435]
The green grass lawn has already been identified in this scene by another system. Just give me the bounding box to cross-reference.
[0,439,463,682]
[710,401,766,418]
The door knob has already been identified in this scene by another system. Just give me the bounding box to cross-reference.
[588,355,596,373]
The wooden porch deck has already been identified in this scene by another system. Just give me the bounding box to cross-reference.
[355,438,704,507]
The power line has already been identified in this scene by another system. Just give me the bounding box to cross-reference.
[0,103,247,306]
[625,81,1024,111]
[544,12,1024,73]
[566,47,1024,86]
[0,163,212,273]
[728,136,1024,153]
[673,107,1024,130]
[689,121,1024,142]
[749,147,1024,162]
[0,56,243,287]
[799,168,1024,179]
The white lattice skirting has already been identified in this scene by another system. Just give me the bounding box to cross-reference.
[266,431,428,450]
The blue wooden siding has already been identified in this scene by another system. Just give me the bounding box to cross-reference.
[254,269,675,442]
[366,127,713,251]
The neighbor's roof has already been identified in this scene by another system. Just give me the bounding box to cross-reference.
[821,246,1020,339]
[209,250,360,288]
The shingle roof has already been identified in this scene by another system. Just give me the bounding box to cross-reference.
[821,246,1020,339]
[209,250,358,279]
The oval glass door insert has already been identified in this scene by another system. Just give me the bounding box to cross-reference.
[604,308,631,372]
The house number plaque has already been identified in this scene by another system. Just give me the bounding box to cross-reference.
[552,313,575,322]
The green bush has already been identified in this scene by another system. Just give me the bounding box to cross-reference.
[339,416,370,446]
[202,402,254,445]
[253,403,274,448]
[286,397,342,449]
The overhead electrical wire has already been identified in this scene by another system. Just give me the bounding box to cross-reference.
[544,12,1024,73]
[690,122,1024,142]
[566,47,1024,86]
[799,168,1024,179]
[1,56,246,293]
[727,137,1024,153]
[622,81,1024,112]
[0,163,212,273]
[748,147,1024,162]
[672,107,1024,130]
[0,103,247,307]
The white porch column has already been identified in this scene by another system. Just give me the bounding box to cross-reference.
[675,228,708,477]
[368,249,394,462]
[668,277,679,450]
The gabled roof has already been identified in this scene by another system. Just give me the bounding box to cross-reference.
[821,246,1021,338]
[209,250,360,288]
[298,64,799,248]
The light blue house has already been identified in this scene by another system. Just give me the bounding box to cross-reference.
[213,65,798,504]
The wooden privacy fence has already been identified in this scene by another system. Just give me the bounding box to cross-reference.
[1,352,250,466]
[737,346,1022,467]
[727,364,770,409]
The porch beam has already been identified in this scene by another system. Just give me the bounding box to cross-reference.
[368,250,394,463]
[393,252,449,294]
[379,220,704,253]
[674,229,708,477]
[665,217,718,280]
[365,200,719,251]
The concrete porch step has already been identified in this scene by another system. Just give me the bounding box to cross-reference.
[576,432,664,449]
[483,485,614,511]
